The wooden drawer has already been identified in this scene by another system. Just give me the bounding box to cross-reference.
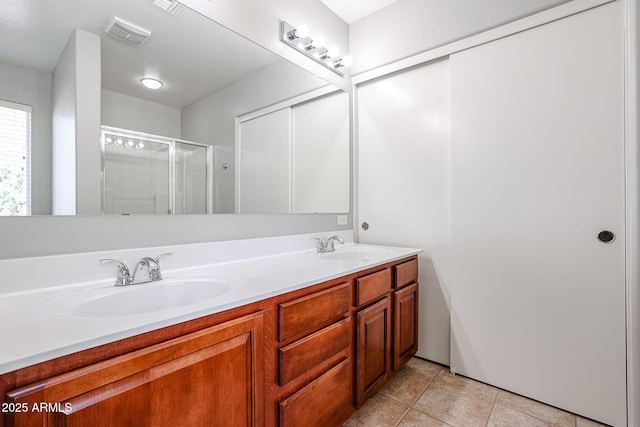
[279,358,352,427]
[279,283,350,342]
[395,258,418,289]
[279,318,351,385]
[356,269,392,306]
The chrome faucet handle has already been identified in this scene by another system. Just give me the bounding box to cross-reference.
[313,237,325,251]
[154,253,173,263]
[152,253,172,281]
[324,236,345,252]
[134,253,173,282]
[100,259,133,286]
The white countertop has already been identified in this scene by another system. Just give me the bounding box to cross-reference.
[0,236,420,375]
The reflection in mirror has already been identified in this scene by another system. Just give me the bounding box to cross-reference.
[102,127,212,215]
[0,0,350,216]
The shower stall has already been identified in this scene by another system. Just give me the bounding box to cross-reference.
[101,126,212,214]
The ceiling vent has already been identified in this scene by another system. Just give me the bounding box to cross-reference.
[144,0,185,16]
[105,17,151,46]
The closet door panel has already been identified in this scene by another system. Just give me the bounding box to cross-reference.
[237,108,290,213]
[450,2,625,425]
[357,58,451,364]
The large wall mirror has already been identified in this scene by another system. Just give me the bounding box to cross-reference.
[0,0,349,216]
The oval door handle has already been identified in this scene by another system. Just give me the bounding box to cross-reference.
[597,230,616,243]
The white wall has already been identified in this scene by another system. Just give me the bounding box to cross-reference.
[101,90,181,139]
[74,29,102,215]
[51,32,78,215]
[51,29,102,215]
[349,0,572,74]
[0,61,52,215]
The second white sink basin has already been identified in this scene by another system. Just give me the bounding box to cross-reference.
[74,278,232,317]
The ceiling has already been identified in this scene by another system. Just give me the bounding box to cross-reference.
[0,0,280,108]
[319,0,402,24]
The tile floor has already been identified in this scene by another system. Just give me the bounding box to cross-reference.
[344,357,609,427]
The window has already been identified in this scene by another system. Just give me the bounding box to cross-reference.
[0,100,32,216]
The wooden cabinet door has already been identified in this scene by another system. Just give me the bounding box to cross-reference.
[6,312,264,427]
[394,282,418,371]
[356,297,391,407]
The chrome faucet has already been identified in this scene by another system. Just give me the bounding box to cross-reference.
[314,236,345,253]
[100,253,172,286]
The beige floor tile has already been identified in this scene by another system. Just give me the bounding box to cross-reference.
[576,416,610,427]
[343,393,409,427]
[397,409,451,427]
[405,357,443,378]
[430,370,498,402]
[487,404,552,427]
[413,382,494,427]
[379,365,433,405]
[495,390,576,427]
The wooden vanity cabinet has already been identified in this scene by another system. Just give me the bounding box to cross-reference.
[4,312,264,427]
[354,257,419,407]
[1,255,419,427]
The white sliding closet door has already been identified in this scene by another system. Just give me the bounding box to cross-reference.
[357,58,451,364]
[237,108,291,213]
[450,2,625,425]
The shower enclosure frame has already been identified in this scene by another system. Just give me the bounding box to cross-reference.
[100,126,213,215]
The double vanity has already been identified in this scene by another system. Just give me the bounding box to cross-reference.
[0,232,420,426]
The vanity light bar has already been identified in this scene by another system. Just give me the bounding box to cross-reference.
[280,21,350,76]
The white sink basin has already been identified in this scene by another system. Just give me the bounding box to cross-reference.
[39,276,243,318]
[75,279,232,317]
[319,246,393,261]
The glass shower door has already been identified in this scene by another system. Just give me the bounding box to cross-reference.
[102,132,170,214]
[174,142,209,214]
[102,127,211,215]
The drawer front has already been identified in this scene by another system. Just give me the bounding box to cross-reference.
[279,283,350,342]
[279,358,352,427]
[395,258,418,289]
[279,318,351,385]
[356,269,392,306]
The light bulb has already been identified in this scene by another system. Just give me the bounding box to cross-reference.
[294,24,309,38]
[125,140,134,148]
[342,56,353,67]
[136,142,145,149]
[140,77,163,90]
[115,139,123,146]
[326,46,339,58]
[311,36,325,49]
[105,137,112,143]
